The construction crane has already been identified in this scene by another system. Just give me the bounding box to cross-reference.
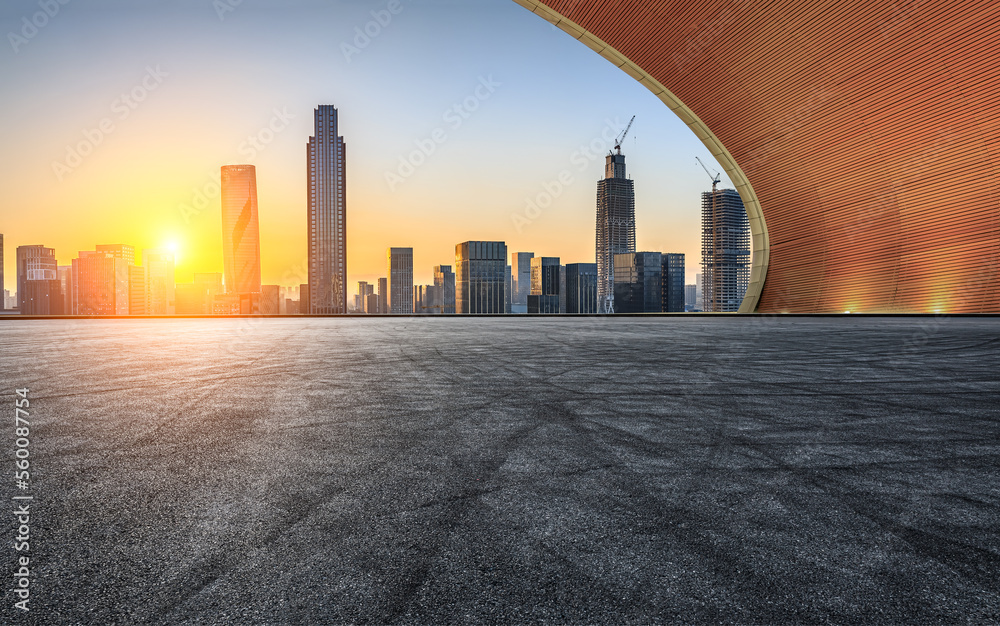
[695,156,721,192]
[613,115,636,155]
[696,157,722,312]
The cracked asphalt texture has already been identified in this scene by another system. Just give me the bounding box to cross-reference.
[1,316,999,624]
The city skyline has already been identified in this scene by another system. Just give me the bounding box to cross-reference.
[0,0,727,296]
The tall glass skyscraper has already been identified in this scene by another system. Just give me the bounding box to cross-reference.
[387,247,413,314]
[220,164,262,296]
[307,105,347,315]
[661,253,685,313]
[596,151,635,314]
[456,241,507,315]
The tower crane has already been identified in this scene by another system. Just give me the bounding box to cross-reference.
[613,115,636,155]
[695,156,721,192]
[696,157,722,312]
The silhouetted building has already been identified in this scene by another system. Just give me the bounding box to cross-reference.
[596,151,636,313]
[387,247,413,314]
[307,105,348,314]
[527,256,560,314]
[433,265,456,314]
[221,164,262,297]
[73,249,129,315]
[510,252,533,313]
[17,245,60,315]
[566,263,598,314]
[456,241,507,314]
[377,278,387,315]
[661,253,685,312]
[614,252,662,313]
[364,293,379,314]
[701,188,749,312]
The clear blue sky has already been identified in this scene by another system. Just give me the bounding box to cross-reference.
[0,0,733,292]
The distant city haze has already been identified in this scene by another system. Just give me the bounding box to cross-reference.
[0,0,733,295]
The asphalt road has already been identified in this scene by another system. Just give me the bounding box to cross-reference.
[1,316,998,624]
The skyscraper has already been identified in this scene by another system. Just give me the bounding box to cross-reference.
[377,278,387,315]
[701,188,750,312]
[433,265,456,314]
[307,105,347,315]
[221,164,262,297]
[661,253,685,313]
[143,249,176,315]
[387,247,413,314]
[528,257,560,314]
[456,241,507,315]
[510,252,533,314]
[16,245,60,315]
[614,252,662,313]
[565,263,598,314]
[596,150,636,314]
[73,249,129,315]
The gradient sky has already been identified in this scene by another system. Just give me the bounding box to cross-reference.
[0,0,736,294]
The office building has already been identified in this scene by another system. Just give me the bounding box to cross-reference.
[307,105,348,314]
[565,263,598,314]
[58,265,73,315]
[221,164,262,297]
[95,244,135,266]
[16,245,60,315]
[433,265,456,314]
[596,149,636,313]
[661,253,685,312]
[695,273,704,310]
[73,249,129,315]
[456,241,507,315]
[364,293,379,314]
[143,249,175,315]
[261,285,280,314]
[299,284,310,314]
[528,256,560,314]
[377,278,387,315]
[413,284,429,314]
[614,252,662,313]
[510,252,533,314]
[702,188,750,312]
[685,284,698,311]
[506,265,512,314]
[386,248,413,314]
[129,265,146,315]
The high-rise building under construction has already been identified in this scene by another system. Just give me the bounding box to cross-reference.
[595,152,635,313]
[701,188,750,312]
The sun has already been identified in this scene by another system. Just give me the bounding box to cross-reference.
[164,240,181,263]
